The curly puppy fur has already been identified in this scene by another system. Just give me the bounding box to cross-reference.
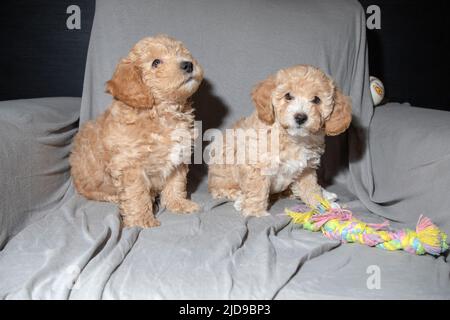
[208,65,352,217]
[70,35,203,228]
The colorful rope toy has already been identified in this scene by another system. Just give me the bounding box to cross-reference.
[286,197,448,256]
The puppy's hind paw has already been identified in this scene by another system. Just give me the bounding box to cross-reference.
[166,198,200,214]
[242,210,270,218]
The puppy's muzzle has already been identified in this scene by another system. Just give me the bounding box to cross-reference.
[294,113,308,126]
[180,61,194,73]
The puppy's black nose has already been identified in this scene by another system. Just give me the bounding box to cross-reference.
[180,61,193,73]
[294,113,308,126]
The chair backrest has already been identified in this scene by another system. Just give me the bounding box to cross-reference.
[80,0,372,133]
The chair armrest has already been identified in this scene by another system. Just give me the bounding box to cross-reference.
[368,103,450,232]
[0,98,80,247]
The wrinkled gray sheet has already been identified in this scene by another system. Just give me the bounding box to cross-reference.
[1,0,449,299]
[0,98,80,248]
[368,103,450,233]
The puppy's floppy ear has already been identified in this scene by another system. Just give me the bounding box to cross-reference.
[251,75,276,124]
[106,59,154,108]
[324,87,352,136]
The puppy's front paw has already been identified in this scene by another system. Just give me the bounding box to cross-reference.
[210,189,223,199]
[166,198,200,214]
[322,189,338,202]
[123,215,161,228]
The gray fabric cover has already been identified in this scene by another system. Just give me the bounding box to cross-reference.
[0,98,80,248]
[368,104,450,232]
[0,0,449,299]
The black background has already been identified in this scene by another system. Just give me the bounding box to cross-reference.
[0,0,449,111]
[359,0,450,110]
[0,0,94,100]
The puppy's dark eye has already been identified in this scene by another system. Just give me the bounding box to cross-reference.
[311,96,321,104]
[152,59,162,68]
[284,93,294,101]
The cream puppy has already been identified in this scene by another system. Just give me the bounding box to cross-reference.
[208,65,351,217]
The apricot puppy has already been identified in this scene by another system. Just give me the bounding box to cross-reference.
[70,35,203,227]
[208,65,351,217]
